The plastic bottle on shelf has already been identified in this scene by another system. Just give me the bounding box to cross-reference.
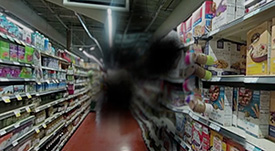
[185,94,213,114]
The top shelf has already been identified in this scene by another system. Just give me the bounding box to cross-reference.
[40,52,69,64]
[204,75,275,84]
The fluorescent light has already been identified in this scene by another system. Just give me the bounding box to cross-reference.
[107,8,113,47]
[79,47,83,51]
[90,46,95,51]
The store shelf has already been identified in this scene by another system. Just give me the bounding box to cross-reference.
[65,105,87,127]
[41,66,67,72]
[0,77,36,82]
[75,82,87,87]
[0,104,34,120]
[56,110,90,151]
[40,52,69,64]
[65,100,80,113]
[0,59,35,68]
[1,92,35,102]
[205,75,275,84]
[34,111,64,130]
[0,116,35,137]
[74,73,88,77]
[34,123,65,151]
[73,64,90,70]
[35,88,66,97]
[8,126,36,149]
[208,1,275,40]
[35,98,65,113]
[173,134,192,150]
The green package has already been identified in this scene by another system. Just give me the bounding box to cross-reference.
[19,67,32,78]
[0,41,10,60]
[25,46,34,64]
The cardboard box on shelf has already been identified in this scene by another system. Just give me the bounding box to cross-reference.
[232,87,239,126]
[205,40,237,76]
[230,42,241,74]
[269,91,275,141]
[177,22,186,44]
[235,0,245,19]
[209,85,233,126]
[270,18,275,75]
[212,0,236,30]
[246,21,271,75]
[237,88,270,138]
[210,130,227,151]
[185,17,193,45]
[192,1,214,37]
[192,121,210,151]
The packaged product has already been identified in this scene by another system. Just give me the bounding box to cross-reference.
[210,130,227,151]
[232,87,239,126]
[19,67,32,79]
[0,133,13,150]
[185,17,193,45]
[270,18,275,75]
[0,65,12,77]
[175,113,186,138]
[237,88,270,137]
[192,1,214,37]
[212,0,236,30]
[24,46,34,64]
[13,85,24,94]
[235,0,245,19]
[240,45,247,75]
[0,85,14,96]
[192,121,210,151]
[205,40,236,76]
[226,139,245,151]
[177,22,186,44]
[246,21,271,75]
[269,91,275,141]
[209,85,233,126]
[9,43,18,61]
[0,41,9,60]
[184,116,193,144]
[18,45,25,63]
[230,42,241,74]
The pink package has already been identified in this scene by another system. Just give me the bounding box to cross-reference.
[177,22,186,44]
[192,1,214,37]
[0,66,11,77]
[10,67,21,78]
[185,17,193,44]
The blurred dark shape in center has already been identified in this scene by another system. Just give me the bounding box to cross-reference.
[104,69,133,110]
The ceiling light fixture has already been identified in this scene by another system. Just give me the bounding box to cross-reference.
[107,8,113,48]
[90,46,95,51]
[79,47,83,51]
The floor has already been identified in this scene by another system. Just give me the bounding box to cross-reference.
[62,106,147,151]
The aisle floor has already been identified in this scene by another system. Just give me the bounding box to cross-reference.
[62,109,147,151]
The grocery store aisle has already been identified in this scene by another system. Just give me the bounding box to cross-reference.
[62,107,147,151]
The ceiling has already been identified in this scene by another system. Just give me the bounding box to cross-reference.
[4,0,182,65]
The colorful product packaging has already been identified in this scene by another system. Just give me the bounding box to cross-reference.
[205,40,235,76]
[270,18,275,75]
[232,87,239,126]
[9,43,18,61]
[240,45,247,75]
[235,0,245,19]
[13,85,25,94]
[230,42,241,74]
[19,67,32,79]
[210,130,227,151]
[237,88,270,137]
[192,121,210,151]
[246,21,271,75]
[175,113,186,138]
[212,0,236,30]
[269,91,275,141]
[185,17,193,45]
[0,85,14,96]
[192,1,214,37]
[0,41,9,60]
[177,22,186,44]
[18,45,25,63]
[24,46,34,64]
[184,116,193,144]
[226,139,245,151]
[209,85,233,126]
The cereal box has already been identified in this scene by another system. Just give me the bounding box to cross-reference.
[205,40,236,76]
[237,88,270,137]
[192,121,210,151]
[212,0,236,30]
[185,17,193,45]
[210,130,227,151]
[177,22,186,44]
[270,18,275,74]
[209,85,233,126]
[230,42,241,74]
[246,21,271,75]
[269,91,275,141]
[226,139,245,151]
[232,87,239,126]
[192,1,214,37]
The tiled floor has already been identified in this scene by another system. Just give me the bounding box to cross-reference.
[62,108,147,151]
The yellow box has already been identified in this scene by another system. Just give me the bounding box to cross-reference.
[270,18,275,74]
[210,130,227,151]
[246,21,271,75]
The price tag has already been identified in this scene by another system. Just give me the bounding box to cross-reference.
[209,123,221,132]
[52,80,56,83]
[2,96,11,103]
[244,77,258,83]
[35,128,40,133]
[0,32,7,39]
[14,38,21,44]
[14,110,21,117]
[13,61,20,65]
[0,78,9,82]
[14,122,20,128]
[245,143,255,151]
[42,123,47,128]
[20,41,26,46]
[6,35,14,42]
[26,106,31,113]
[15,94,22,101]
[46,80,50,84]
[12,141,18,146]
[0,129,6,136]
[26,93,32,99]
[192,114,199,121]
[37,81,41,85]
